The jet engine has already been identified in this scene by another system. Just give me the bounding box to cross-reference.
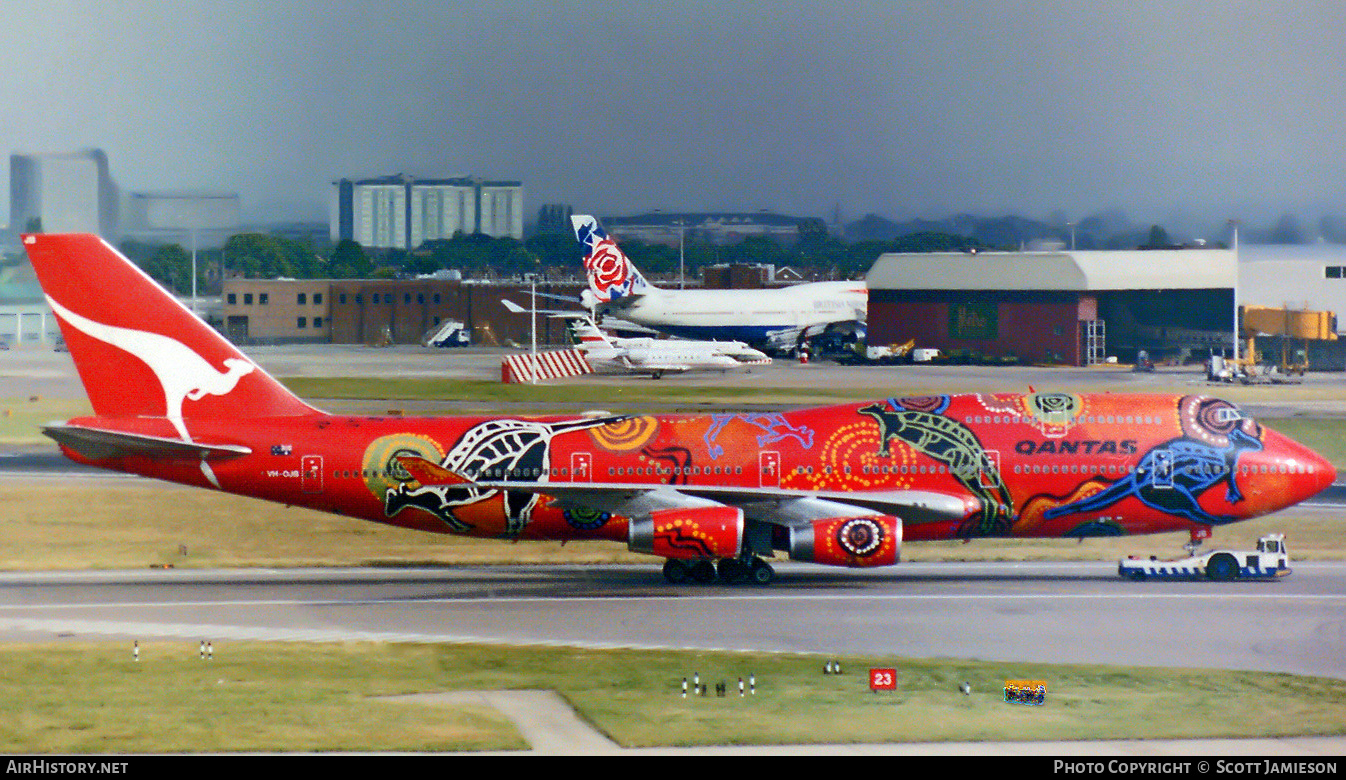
[629,505,745,560]
[788,514,902,568]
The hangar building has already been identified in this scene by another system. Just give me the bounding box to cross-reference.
[865,248,1236,365]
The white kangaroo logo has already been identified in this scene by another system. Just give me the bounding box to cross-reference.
[46,295,255,443]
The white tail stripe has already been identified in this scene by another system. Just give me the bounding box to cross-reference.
[46,295,255,442]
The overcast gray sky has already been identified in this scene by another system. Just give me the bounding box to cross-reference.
[4,0,1343,229]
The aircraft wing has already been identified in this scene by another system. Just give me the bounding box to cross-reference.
[626,363,692,375]
[396,456,967,527]
[594,316,663,337]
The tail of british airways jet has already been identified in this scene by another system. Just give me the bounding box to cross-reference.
[571,215,654,307]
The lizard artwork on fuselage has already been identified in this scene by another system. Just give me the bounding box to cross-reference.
[21,232,1336,585]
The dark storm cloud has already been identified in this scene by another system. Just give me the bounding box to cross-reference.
[4,1,1343,226]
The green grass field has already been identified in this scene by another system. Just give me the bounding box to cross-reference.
[3,642,1343,752]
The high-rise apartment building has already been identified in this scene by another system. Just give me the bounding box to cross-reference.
[330,175,522,249]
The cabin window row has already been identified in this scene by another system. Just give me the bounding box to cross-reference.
[607,466,744,476]
[1015,463,1132,475]
[327,460,1314,481]
[964,415,1164,426]
[1241,463,1315,475]
[332,467,566,479]
[862,464,944,475]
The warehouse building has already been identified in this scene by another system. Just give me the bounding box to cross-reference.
[220,276,584,347]
[866,248,1237,365]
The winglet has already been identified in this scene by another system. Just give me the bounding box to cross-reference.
[396,455,474,486]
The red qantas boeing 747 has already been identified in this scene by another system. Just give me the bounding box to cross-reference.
[22,233,1335,584]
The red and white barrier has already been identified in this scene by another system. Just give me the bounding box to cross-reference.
[501,349,594,383]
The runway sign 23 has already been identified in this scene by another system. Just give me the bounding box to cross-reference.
[869,668,897,692]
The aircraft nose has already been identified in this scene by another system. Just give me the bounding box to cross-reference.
[1253,428,1336,509]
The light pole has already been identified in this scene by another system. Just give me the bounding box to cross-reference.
[190,227,198,315]
[1231,221,1241,362]
[530,275,538,384]
[677,218,686,289]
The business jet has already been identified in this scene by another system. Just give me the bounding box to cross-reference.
[572,215,866,353]
[565,315,769,378]
[22,233,1336,585]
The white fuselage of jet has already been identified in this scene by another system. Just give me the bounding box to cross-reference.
[600,281,867,348]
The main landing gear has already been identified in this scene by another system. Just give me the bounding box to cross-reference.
[662,557,775,586]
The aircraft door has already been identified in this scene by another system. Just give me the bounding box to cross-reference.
[302,455,323,493]
[759,451,780,488]
[571,452,592,482]
[1151,449,1173,489]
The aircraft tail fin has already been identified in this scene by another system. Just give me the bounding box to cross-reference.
[22,234,321,435]
[565,316,616,352]
[570,215,652,304]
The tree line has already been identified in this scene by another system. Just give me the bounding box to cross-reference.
[117,224,987,296]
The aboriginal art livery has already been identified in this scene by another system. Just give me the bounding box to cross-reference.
[21,233,1336,585]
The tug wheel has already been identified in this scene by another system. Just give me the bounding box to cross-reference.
[1207,553,1239,581]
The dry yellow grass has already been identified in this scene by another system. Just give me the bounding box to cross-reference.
[0,479,646,570]
[0,479,1337,571]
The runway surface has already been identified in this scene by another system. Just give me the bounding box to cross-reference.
[1,561,1342,680]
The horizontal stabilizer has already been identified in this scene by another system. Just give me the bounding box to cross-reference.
[396,455,474,486]
[43,425,252,462]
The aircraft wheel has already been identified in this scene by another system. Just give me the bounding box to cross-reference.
[749,559,775,586]
[1207,553,1239,581]
[717,558,748,585]
[662,559,690,584]
[691,559,718,584]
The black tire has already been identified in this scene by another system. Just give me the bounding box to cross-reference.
[691,559,717,584]
[662,559,690,584]
[1207,553,1239,581]
[716,559,747,585]
[749,559,775,586]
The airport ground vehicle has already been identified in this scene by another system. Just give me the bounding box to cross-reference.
[423,319,470,347]
[1118,533,1291,581]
